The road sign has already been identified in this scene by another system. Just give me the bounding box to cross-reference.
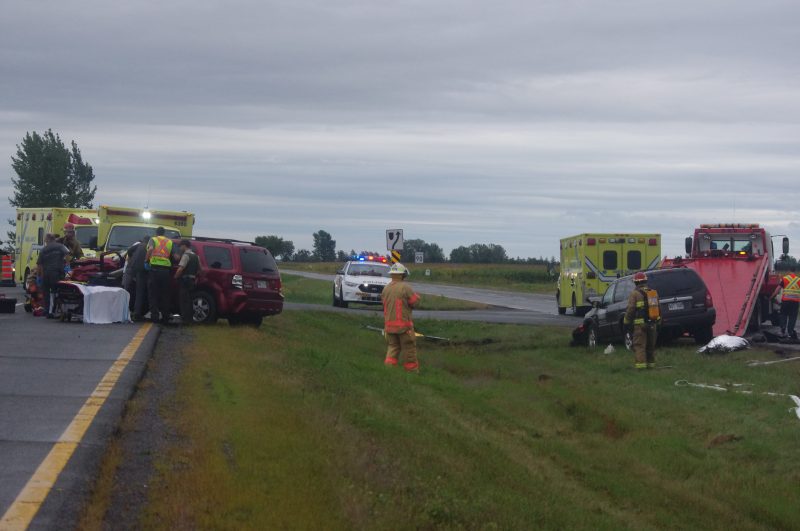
[386,229,404,251]
[390,250,401,263]
[415,252,424,264]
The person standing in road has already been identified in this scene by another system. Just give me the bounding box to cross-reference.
[125,235,150,319]
[779,270,799,339]
[145,227,174,324]
[174,239,199,324]
[623,271,660,370]
[381,262,421,372]
[36,233,69,318]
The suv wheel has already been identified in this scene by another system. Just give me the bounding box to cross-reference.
[694,325,713,345]
[192,291,217,324]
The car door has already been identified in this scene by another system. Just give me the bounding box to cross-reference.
[608,278,634,340]
[595,282,616,339]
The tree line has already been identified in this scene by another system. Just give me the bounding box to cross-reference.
[254,232,558,265]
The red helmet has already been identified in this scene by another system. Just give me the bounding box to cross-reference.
[633,271,648,284]
[63,222,75,231]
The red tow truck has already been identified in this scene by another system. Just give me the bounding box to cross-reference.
[661,223,789,337]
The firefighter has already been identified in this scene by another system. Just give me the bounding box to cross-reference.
[779,271,799,339]
[623,271,660,369]
[381,262,421,372]
[145,227,174,324]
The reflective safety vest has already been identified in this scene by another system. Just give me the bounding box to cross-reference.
[149,236,173,267]
[381,280,421,334]
[783,273,800,302]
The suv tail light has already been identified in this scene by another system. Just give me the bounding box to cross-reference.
[705,291,714,308]
[232,274,243,289]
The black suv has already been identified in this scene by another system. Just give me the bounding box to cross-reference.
[572,268,716,348]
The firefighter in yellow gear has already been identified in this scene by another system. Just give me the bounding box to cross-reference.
[624,271,660,370]
[381,262,421,372]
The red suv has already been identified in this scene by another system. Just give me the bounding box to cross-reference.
[172,237,283,326]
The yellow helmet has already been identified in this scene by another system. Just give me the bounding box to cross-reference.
[389,263,408,276]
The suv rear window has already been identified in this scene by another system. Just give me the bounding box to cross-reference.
[240,247,278,273]
[648,269,705,295]
[204,245,233,269]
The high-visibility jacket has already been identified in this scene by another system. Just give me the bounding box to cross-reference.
[381,280,420,334]
[148,236,173,267]
[624,288,660,326]
[782,273,800,302]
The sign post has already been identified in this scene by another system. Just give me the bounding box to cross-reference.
[386,229,404,263]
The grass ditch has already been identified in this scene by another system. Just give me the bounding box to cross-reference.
[280,262,558,294]
[86,312,800,529]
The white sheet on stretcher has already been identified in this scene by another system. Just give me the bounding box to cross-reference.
[74,285,130,324]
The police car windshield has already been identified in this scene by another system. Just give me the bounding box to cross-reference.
[348,263,390,277]
[107,226,181,251]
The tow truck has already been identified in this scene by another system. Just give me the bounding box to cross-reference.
[661,223,788,337]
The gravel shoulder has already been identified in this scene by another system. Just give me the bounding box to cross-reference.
[79,325,188,530]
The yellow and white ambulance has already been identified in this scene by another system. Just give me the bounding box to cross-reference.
[94,205,194,252]
[557,233,661,316]
[13,207,98,283]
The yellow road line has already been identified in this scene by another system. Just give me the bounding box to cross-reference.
[0,323,153,531]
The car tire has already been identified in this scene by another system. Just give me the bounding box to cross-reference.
[557,291,566,315]
[339,287,348,308]
[587,322,598,348]
[694,326,713,345]
[192,291,217,324]
[332,287,340,307]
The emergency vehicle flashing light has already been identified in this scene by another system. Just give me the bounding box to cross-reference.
[353,255,388,263]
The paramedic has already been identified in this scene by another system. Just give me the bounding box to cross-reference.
[174,239,199,323]
[145,227,173,324]
[36,233,69,318]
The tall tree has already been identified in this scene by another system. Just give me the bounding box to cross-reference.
[254,235,295,260]
[9,129,96,209]
[312,230,336,262]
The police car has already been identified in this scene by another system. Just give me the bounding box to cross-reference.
[333,256,392,308]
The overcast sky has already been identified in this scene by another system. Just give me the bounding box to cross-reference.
[2,0,799,260]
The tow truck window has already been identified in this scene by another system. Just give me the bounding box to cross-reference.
[204,246,233,269]
[627,251,641,270]
[240,247,278,273]
[603,250,617,270]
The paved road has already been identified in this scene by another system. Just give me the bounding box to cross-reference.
[283,269,565,315]
[0,285,159,530]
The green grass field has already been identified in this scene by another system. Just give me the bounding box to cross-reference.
[280,262,558,294]
[281,273,491,311]
[129,312,800,530]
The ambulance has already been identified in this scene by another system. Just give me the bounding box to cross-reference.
[93,205,194,253]
[13,207,98,284]
[557,233,661,316]
[13,205,195,285]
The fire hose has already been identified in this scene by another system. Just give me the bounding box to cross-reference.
[674,380,800,422]
[363,325,450,342]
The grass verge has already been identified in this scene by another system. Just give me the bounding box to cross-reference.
[116,313,800,529]
[280,262,558,294]
[281,273,491,311]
